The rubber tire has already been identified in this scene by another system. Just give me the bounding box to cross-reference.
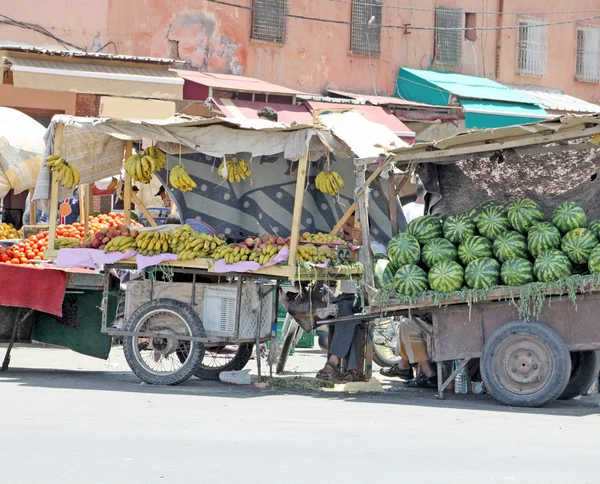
[194,343,254,380]
[558,351,600,400]
[123,298,205,385]
[372,345,401,368]
[480,321,571,407]
[276,320,301,374]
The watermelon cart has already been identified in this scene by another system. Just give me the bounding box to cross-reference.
[325,114,600,407]
[31,111,404,385]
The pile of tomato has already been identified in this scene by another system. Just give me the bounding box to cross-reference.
[1,213,142,265]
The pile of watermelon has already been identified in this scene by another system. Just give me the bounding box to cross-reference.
[376,198,600,296]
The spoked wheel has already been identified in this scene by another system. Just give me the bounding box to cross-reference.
[123,298,205,385]
[372,319,401,368]
[192,344,254,380]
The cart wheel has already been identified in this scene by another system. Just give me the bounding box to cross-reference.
[480,321,571,407]
[192,344,254,380]
[276,316,301,374]
[372,319,401,368]
[123,298,205,385]
[558,351,600,400]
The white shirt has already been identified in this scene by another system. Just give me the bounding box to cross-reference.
[402,202,425,223]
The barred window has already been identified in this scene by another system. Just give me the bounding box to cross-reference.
[576,26,600,83]
[434,6,463,66]
[517,18,548,78]
[350,0,382,57]
[251,0,288,44]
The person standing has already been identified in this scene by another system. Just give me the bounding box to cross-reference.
[402,182,426,223]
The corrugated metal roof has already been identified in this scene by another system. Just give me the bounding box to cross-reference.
[508,85,600,113]
[327,89,453,110]
[174,70,302,96]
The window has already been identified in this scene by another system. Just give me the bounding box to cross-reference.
[576,26,600,83]
[350,0,382,56]
[464,12,477,42]
[251,0,288,44]
[434,6,463,66]
[517,18,548,77]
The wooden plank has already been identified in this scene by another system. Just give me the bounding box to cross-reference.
[131,191,158,227]
[123,141,133,226]
[47,123,63,251]
[287,150,309,271]
[375,178,391,218]
[387,176,398,236]
[394,174,409,198]
[28,189,36,225]
[81,184,90,234]
[330,202,356,236]
[355,166,375,291]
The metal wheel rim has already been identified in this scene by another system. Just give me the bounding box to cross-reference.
[373,319,399,362]
[494,335,553,395]
[131,308,196,377]
[199,345,240,369]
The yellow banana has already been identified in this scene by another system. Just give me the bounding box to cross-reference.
[331,170,344,188]
[70,164,80,186]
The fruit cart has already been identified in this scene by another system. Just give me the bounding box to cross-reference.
[322,113,600,407]
[30,112,404,385]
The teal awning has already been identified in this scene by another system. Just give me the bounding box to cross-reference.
[459,99,551,129]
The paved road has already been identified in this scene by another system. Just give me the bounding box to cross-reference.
[1,346,600,484]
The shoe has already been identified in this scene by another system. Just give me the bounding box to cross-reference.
[379,364,413,380]
[403,372,437,388]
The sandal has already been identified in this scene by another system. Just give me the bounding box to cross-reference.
[340,370,358,383]
[380,364,413,380]
[316,361,342,381]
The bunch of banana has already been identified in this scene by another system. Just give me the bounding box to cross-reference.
[46,155,81,188]
[135,231,170,256]
[315,170,344,196]
[107,177,119,190]
[297,244,329,264]
[170,225,225,260]
[56,237,82,249]
[213,245,253,264]
[247,244,282,265]
[170,164,197,192]
[218,157,251,183]
[301,232,344,244]
[125,146,166,184]
[146,145,167,168]
[104,236,136,253]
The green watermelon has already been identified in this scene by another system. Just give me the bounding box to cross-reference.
[387,233,420,267]
[477,206,511,240]
[552,202,587,233]
[407,215,443,244]
[443,213,477,245]
[421,238,458,268]
[374,258,395,288]
[533,250,573,282]
[458,235,493,266]
[464,257,500,289]
[507,198,545,234]
[469,200,503,224]
[501,258,535,286]
[528,222,562,258]
[588,220,600,239]
[561,228,598,264]
[373,253,389,264]
[588,245,600,274]
[393,264,429,296]
[492,230,529,263]
[382,262,398,285]
[428,260,464,293]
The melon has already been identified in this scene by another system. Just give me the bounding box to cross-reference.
[561,228,598,264]
[428,260,464,293]
[407,215,443,245]
[588,245,600,274]
[527,222,562,258]
[552,202,587,234]
[387,233,420,267]
[477,206,511,241]
[458,235,493,266]
[469,200,503,224]
[421,238,458,268]
[393,264,429,296]
[507,198,545,234]
[464,257,500,289]
[374,258,395,289]
[443,213,477,245]
[501,258,535,286]
[492,230,529,263]
[533,250,573,283]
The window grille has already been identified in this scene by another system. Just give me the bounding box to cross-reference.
[351,0,382,57]
[576,26,600,83]
[434,6,463,66]
[251,0,288,44]
[517,18,548,78]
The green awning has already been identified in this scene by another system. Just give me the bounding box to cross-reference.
[459,99,551,129]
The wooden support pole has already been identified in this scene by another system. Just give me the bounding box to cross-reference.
[394,173,410,198]
[28,189,36,225]
[131,192,158,227]
[123,141,133,226]
[82,184,90,234]
[387,176,399,236]
[287,150,309,274]
[47,123,64,251]
[355,166,375,290]
[375,178,391,219]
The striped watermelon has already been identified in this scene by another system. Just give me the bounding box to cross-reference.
[552,202,587,233]
[588,220,600,239]
[458,235,493,266]
[588,245,600,274]
[469,200,503,224]
[373,253,389,264]
[421,238,458,268]
[428,260,464,293]
[387,233,421,267]
[464,257,500,289]
[393,264,429,296]
[407,215,443,244]
[528,222,562,258]
[443,213,477,245]
[374,258,396,289]
[477,206,511,241]
[533,250,573,282]
[501,258,535,286]
[561,228,598,264]
[507,198,545,234]
[492,230,529,263]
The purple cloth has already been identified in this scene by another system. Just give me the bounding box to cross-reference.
[137,253,179,270]
[56,248,137,269]
[214,247,290,273]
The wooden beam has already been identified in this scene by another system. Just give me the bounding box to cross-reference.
[387,176,398,236]
[123,141,133,226]
[375,178,391,219]
[287,149,309,272]
[47,123,63,251]
[394,174,410,198]
[28,189,36,225]
[131,191,158,227]
[355,166,375,290]
[81,184,90,234]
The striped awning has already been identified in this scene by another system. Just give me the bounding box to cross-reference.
[6,56,184,100]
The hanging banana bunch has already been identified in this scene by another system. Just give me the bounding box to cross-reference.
[170,164,197,192]
[124,145,167,184]
[218,156,251,183]
[316,170,344,196]
[45,154,80,189]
